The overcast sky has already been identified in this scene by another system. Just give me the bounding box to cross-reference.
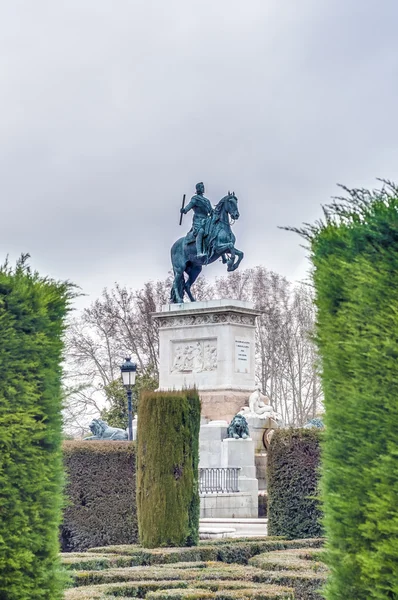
[1,0,397,308]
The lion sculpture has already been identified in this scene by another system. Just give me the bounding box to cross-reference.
[84,418,128,441]
[227,414,250,439]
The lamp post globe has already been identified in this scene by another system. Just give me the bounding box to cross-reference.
[120,357,137,441]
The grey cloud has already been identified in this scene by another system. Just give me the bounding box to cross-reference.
[1,0,398,305]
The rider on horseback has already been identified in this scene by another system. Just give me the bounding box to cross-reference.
[180,182,213,259]
[171,186,243,303]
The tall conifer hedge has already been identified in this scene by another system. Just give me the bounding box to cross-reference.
[267,428,322,539]
[291,182,398,599]
[61,441,137,551]
[0,257,71,599]
[137,389,200,548]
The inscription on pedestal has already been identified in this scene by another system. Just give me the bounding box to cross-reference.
[171,339,217,373]
[235,338,251,373]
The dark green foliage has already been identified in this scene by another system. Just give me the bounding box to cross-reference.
[290,182,398,598]
[137,389,201,548]
[267,429,322,539]
[0,257,71,599]
[101,370,158,429]
[61,441,138,551]
[100,379,129,429]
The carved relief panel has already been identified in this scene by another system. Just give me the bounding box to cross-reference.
[171,339,217,373]
[159,312,256,328]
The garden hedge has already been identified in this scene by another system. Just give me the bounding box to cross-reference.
[291,182,398,599]
[62,537,324,600]
[61,441,137,551]
[137,389,201,548]
[0,257,71,600]
[267,429,322,539]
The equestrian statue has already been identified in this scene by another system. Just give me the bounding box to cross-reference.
[170,182,244,303]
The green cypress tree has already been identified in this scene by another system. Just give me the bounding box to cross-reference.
[289,182,398,599]
[0,257,72,599]
[137,389,200,548]
[267,428,322,539]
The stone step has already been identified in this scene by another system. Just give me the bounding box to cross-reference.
[200,517,267,538]
[199,526,236,539]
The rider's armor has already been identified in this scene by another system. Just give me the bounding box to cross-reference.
[182,193,213,258]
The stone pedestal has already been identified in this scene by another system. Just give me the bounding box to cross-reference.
[221,438,257,479]
[132,416,138,441]
[221,438,258,513]
[152,299,260,421]
[200,390,250,423]
[199,420,228,468]
[198,422,258,518]
[255,454,268,491]
[245,415,279,452]
[244,415,279,490]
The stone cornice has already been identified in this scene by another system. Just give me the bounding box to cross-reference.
[153,306,259,329]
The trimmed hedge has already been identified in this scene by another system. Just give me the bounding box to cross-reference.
[146,587,294,600]
[66,581,294,600]
[250,548,327,599]
[79,538,324,566]
[71,564,272,587]
[0,258,71,599]
[292,183,398,598]
[61,441,137,551]
[137,390,201,548]
[267,429,322,539]
[62,537,324,600]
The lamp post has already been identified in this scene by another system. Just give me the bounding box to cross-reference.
[120,357,137,441]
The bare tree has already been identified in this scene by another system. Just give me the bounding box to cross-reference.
[214,267,322,426]
[64,267,322,434]
[64,278,168,434]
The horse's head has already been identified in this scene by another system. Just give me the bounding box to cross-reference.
[215,191,240,220]
[227,192,240,220]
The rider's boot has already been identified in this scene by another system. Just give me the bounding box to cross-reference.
[196,231,206,259]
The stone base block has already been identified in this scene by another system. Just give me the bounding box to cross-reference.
[238,476,259,495]
[239,466,257,479]
[199,420,228,468]
[200,492,258,518]
[221,438,256,468]
[200,390,250,422]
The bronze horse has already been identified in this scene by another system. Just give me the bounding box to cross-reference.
[170,193,244,303]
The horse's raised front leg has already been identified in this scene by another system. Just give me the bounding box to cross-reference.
[228,248,244,272]
[227,247,236,271]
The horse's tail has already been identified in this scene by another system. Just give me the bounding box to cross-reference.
[170,237,186,303]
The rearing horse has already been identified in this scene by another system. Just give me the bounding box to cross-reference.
[170,193,244,303]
